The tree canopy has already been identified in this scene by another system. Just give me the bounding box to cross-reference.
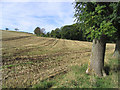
[74,2,120,41]
[34,27,45,36]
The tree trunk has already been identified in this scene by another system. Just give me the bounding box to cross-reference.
[113,39,120,60]
[86,36,106,77]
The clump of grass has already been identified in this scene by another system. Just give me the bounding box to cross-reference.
[91,75,117,88]
[32,80,55,89]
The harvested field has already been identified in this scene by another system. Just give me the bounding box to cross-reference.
[1,30,115,88]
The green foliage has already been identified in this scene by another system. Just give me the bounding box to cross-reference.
[44,22,116,42]
[50,28,61,38]
[32,80,55,88]
[46,32,50,37]
[5,28,9,30]
[34,27,41,36]
[34,27,46,36]
[48,24,85,41]
[74,2,119,40]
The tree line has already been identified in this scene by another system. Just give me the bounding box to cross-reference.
[34,22,115,43]
[46,23,86,41]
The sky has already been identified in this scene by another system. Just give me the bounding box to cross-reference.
[0,0,75,33]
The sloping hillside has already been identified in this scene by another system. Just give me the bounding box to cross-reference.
[2,30,117,88]
[2,30,33,41]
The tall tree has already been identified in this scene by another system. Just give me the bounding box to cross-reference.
[34,27,41,36]
[60,25,72,39]
[5,28,9,30]
[54,28,61,38]
[15,28,19,31]
[74,2,118,77]
[46,32,50,37]
[34,27,46,36]
[50,30,56,38]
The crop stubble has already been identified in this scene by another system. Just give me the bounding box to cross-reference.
[2,31,96,88]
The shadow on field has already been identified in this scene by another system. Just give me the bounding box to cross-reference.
[104,65,110,75]
[104,64,119,75]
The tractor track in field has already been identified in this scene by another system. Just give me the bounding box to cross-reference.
[23,38,55,47]
[37,38,54,46]
[3,48,91,65]
[3,38,57,60]
[3,64,69,88]
[3,39,67,62]
[3,48,91,88]
[43,39,56,46]
[50,39,59,48]
[3,47,91,88]
[61,39,69,50]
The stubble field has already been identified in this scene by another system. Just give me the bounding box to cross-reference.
[1,30,118,88]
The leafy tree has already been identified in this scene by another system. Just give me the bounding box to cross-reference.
[48,24,86,41]
[60,25,71,39]
[34,27,41,36]
[60,24,85,41]
[74,2,119,77]
[50,30,56,38]
[71,23,85,41]
[54,28,61,38]
[15,28,19,31]
[46,32,50,37]
[49,28,61,38]
[5,28,9,30]
[34,27,46,36]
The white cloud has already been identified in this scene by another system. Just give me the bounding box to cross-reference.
[1,2,75,33]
